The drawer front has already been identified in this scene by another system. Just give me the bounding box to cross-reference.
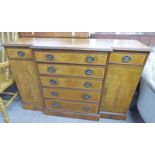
[38,64,105,78]
[40,76,103,90]
[34,51,107,65]
[45,99,98,114]
[43,88,101,103]
[7,48,33,59]
[109,52,147,65]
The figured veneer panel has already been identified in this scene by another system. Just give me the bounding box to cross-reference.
[34,50,107,65]
[40,76,103,90]
[38,64,105,78]
[7,48,33,59]
[43,88,101,103]
[9,60,43,110]
[45,99,98,113]
[101,64,143,113]
[109,52,147,65]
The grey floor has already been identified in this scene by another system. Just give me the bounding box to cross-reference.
[0,95,144,123]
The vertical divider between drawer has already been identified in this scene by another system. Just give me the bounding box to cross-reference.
[32,49,46,110]
[98,51,110,113]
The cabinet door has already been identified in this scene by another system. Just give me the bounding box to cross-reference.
[9,60,43,110]
[101,64,143,113]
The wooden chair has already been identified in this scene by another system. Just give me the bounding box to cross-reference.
[0,32,18,123]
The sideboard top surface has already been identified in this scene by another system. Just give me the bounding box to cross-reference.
[3,38,151,52]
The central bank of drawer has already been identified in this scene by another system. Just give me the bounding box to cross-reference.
[34,50,107,65]
[45,99,98,114]
[43,88,101,103]
[38,64,105,78]
[40,76,103,90]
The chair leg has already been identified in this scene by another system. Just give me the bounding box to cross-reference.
[0,98,10,123]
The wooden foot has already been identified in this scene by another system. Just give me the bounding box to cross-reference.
[0,98,10,123]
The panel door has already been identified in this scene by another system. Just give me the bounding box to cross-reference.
[101,64,143,113]
[9,60,43,110]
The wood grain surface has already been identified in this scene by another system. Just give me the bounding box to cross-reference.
[34,50,107,65]
[45,99,98,113]
[43,87,101,103]
[9,60,43,110]
[38,63,105,78]
[101,64,143,113]
[40,76,103,90]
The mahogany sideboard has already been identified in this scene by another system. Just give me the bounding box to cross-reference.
[3,38,151,121]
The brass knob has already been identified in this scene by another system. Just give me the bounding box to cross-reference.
[83,106,90,111]
[49,79,57,85]
[48,66,56,73]
[121,56,132,62]
[84,82,92,88]
[46,55,54,61]
[51,92,58,96]
[52,102,61,108]
[85,69,93,75]
[86,56,95,63]
[17,51,25,57]
[83,94,91,100]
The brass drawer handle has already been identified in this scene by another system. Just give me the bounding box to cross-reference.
[48,66,56,73]
[86,56,95,63]
[46,54,54,61]
[52,102,61,108]
[121,56,132,62]
[84,82,92,88]
[83,94,91,100]
[83,106,90,112]
[85,69,94,75]
[49,80,57,85]
[17,51,25,57]
[51,92,58,97]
